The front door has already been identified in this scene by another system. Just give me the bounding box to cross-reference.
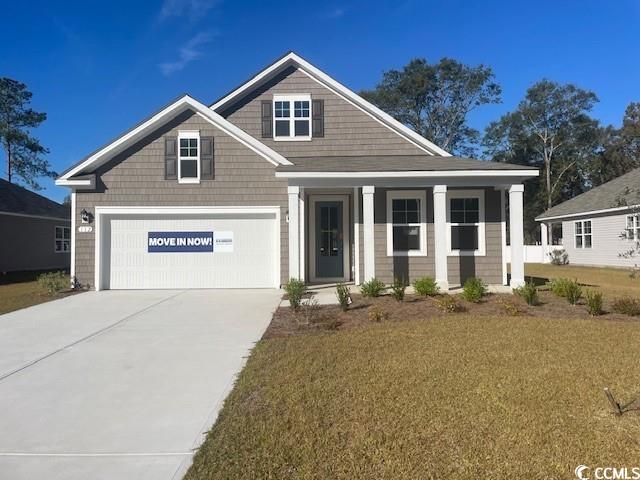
[315,201,344,279]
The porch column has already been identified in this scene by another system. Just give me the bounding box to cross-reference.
[299,187,305,279]
[540,221,549,264]
[433,185,449,290]
[509,184,525,288]
[362,185,375,281]
[288,186,300,280]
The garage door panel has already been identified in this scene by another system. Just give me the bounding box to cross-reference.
[105,215,277,289]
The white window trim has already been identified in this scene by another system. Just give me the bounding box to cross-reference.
[626,214,640,241]
[55,225,71,253]
[446,190,486,256]
[273,94,312,142]
[386,190,427,257]
[177,130,200,184]
[574,220,592,249]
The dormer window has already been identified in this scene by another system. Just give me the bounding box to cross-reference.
[273,94,311,141]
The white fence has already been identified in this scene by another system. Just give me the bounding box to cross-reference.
[505,245,564,264]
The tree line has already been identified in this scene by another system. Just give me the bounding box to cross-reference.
[362,59,640,242]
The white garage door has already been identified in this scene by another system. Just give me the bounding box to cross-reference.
[101,212,278,289]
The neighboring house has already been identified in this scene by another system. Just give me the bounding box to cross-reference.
[55,52,537,291]
[0,179,71,273]
[537,167,640,267]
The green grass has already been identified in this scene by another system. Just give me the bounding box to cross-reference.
[187,315,640,479]
[0,271,72,315]
[525,263,640,297]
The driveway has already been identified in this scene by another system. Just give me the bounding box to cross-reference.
[0,289,281,480]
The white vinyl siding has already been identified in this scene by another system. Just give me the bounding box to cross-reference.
[562,212,640,267]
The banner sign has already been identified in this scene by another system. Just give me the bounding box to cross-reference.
[148,232,214,253]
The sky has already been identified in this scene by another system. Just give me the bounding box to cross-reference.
[1,0,639,202]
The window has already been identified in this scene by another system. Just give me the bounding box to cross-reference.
[273,95,311,140]
[626,214,640,241]
[178,131,200,183]
[386,190,427,256]
[574,220,592,248]
[55,226,71,253]
[447,191,485,256]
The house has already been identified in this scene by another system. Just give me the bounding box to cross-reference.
[55,52,537,291]
[0,179,71,273]
[537,167,640,267]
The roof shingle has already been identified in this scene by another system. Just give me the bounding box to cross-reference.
[537,168,640,220]
[0,179,70,219]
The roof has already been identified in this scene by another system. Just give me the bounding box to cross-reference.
[537,167,640,221]
[211,52,451,157]
[0,179,70,220]
[277,155,536,172]
[56,95,290,185]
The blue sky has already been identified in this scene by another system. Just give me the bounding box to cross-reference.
[1,0,639,202]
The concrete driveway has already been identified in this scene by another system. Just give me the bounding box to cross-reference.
[0,289,281,480]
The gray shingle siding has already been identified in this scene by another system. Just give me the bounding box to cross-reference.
[220,67,426,158]
[74,111,289,289]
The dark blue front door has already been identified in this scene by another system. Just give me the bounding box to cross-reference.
[315,201,344,279]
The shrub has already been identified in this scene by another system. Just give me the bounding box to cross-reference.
[612,297,640,316]
[434,294,464,313]
[37,271,68,295]
[513,281,539,306]
[564,280,583,305]
[360,278,385,297]
[548,277,573,297]
[368,305,389,322]
[585,290,603,316]
[460,277,488,303]
[413,276,440,296]
[284,278,306,311]
[548,248,569,265]
[497,297,523,316]
[299,297,320,326]
[391,278,406,302]
[335,283,352,312]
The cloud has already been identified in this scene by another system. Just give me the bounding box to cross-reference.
[159,0,219,20]
[323,7,345,19]
[158,31,214,76]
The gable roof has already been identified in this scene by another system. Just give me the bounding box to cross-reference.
[211,52,451,157]
[56,95,290,185]
[0,179,70,220]
[536,168,640,221]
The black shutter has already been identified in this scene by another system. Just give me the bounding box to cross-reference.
[261,100,273,138]
[200,136,214,180]
[165,137,177,180]
[312,99,324,138]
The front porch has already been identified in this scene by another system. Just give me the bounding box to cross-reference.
[285,180,528,290]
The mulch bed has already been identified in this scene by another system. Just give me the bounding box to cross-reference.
[264,289,638,339]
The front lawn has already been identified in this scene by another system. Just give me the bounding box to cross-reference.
[0,271,75,315]
[525,263,640,297]
[187,298,640,479]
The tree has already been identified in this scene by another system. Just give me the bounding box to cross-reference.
[361,58,501,156]
[590,102,640,185]
[0,77,54,189]
[483,80,602,241]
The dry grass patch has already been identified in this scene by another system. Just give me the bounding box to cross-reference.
[187,315,640,479]
[0,271,77,315]
[525,263,640,297]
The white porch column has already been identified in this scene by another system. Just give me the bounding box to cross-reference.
[288,186,300,280]
[433,185,449,290]
[509,184,525,288]
[299,187,305,279]
[362,186,375,281]
[540,221,549,264]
